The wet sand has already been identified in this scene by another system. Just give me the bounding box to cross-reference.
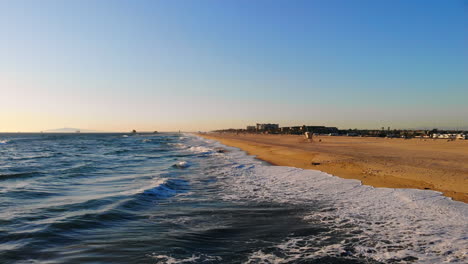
[198,133,468,203]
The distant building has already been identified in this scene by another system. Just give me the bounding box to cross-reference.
[246,126,256,131]
[280,125,338,135]
[287,126,303,134]
[432,133,466,140]
[303,126,339,134]
[256,123,279,132]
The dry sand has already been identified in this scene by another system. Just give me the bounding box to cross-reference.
[199,133,468,203]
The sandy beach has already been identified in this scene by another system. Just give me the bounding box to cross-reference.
[199,133,468,203]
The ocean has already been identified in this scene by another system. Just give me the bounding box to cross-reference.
[0,133,466,263]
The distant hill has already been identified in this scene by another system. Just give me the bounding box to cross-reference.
[44,127,97,133]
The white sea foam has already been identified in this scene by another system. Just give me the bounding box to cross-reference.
[168,142,187,149]
[226,165,467,263]
[173,161,190,168]
[149,253,222,263]
[190,134,468,263]
[188,146,213,154]
[141,179,178,197]
[130,178,181,198]
[0,139,9,144]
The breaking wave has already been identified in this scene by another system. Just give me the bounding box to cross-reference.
[216,163,468,263]
[149,253,222,263]
[141,178,190,198]
[173,161,190,168]
[188,146,214,154]
[1,132,466,263]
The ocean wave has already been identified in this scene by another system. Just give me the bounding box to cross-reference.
[104,149,131,155]
[216,154,468,263]
[167,142,187,149]
[0,139,9,144]
[44,208,134,233]
[148,253,222,263]
[172,161,190,169]
[188,146,213,154]
[7,153,56,161]
[0,172,41,180]
[5,189,59,199]
[56,163,95,175]
[142,179,190,198]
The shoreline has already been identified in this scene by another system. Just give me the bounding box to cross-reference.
[197,133,468,203]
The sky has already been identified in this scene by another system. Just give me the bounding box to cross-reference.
[1,0,467,132]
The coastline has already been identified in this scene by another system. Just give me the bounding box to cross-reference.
[197,133,468,203]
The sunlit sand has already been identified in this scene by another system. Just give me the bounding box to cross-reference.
[200,133,468,203]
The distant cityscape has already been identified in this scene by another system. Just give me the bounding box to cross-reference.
[213,123,468,140]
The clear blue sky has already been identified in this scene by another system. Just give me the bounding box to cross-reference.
[1,0,467,131]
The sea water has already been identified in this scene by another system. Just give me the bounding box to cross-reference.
[0,133,466,263]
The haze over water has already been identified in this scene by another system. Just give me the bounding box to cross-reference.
[0,133,466,263]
